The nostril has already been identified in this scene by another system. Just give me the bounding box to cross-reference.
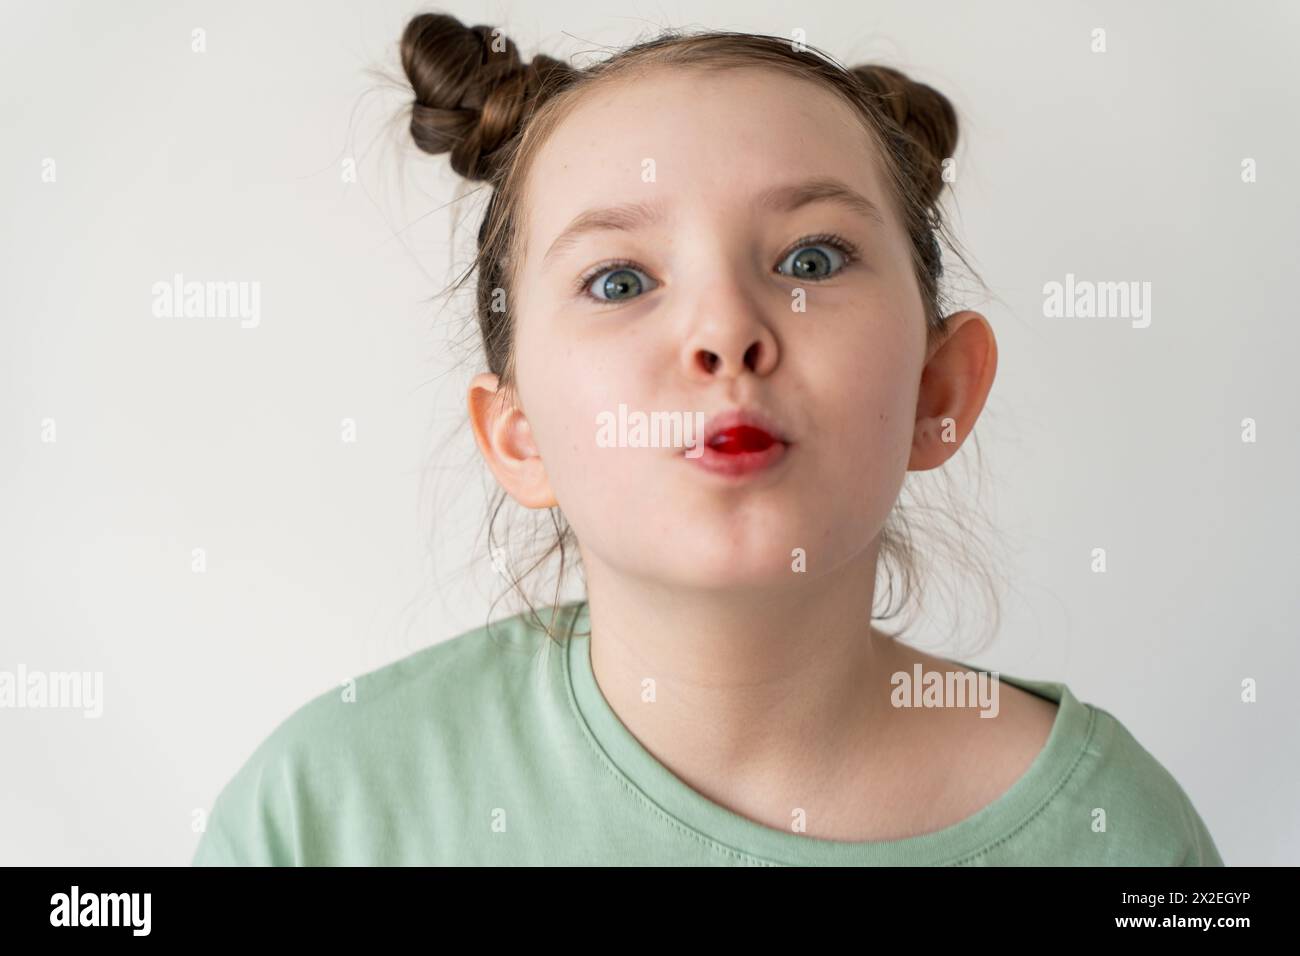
[697,351,720,374]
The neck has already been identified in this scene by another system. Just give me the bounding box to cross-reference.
[578,542,904,802]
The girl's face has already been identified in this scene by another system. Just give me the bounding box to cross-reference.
[478,66,983,592]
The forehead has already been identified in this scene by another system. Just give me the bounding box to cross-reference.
[519,65,896,253]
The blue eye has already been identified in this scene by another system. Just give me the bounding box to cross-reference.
[580,262,656,304]
[575,233,858,307]
[776,234,857,280]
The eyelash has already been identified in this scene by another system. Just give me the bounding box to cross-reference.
[572,232,861,306]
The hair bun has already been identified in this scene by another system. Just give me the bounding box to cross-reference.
[850,64,957,207]
[400,12,568,182]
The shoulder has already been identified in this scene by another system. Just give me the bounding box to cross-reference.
[885,640,1223,865]
[886,646,1062,827]
[1063,699,1224,865]
[192,606,566,865]
[234,611,540,760]
[983,671,1224,866]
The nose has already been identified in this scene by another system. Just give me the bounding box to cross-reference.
[680,288,781,382]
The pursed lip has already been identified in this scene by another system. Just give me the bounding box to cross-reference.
[696,407,791,450]
[681,408,790,460]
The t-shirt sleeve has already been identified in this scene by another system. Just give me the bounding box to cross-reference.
[191,811,248,866]
[1085,705,1226,867]
[191,729,305,866]
[1175,789,1225,866]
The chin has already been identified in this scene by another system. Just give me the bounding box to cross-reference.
[664,549,804,591]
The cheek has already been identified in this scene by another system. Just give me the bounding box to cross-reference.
[514,324,661,521]
[837,353,916,452]
[807,315,922,499]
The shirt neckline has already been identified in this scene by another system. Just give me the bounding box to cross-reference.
[556,600,1095,865]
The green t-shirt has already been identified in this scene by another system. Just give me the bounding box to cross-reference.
[192,601,1224,866]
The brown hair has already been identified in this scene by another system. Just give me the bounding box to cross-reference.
[399,12,1003,652]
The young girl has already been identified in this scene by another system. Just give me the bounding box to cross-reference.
[193,13,1223,866]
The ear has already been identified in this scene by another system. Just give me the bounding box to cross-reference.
[908,311,998,471]
[467,372,558,508]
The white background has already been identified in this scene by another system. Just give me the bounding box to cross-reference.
[1,0,1296,865]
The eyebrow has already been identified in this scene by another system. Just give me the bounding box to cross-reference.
[541,176,887,265]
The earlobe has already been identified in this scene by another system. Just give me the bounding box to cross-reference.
[907,311,998,472]
[467,372,559,509]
